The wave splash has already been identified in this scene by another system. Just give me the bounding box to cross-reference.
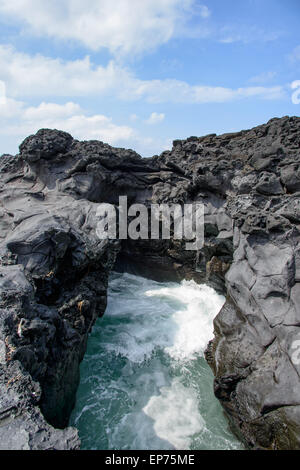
[70,272,243,450]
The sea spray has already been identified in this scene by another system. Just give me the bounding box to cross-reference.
[145,281,224,361]
[70,272,243,450]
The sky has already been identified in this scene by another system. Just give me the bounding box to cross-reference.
[0,0,299,157]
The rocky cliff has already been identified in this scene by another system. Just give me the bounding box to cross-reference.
[0,116,299,449]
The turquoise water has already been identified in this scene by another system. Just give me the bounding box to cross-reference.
[70,272,243,450]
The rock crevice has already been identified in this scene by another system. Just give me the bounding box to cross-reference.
[0,117,300,449]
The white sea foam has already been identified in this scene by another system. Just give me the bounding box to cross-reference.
[145,280,225,361]
[143,378,205,449]
[71,273,242,450]
[108,275,224,448]
[103,274,224,364]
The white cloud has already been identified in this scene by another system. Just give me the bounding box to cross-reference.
[0,45,286,104]
[0,79,6,104]
[0,45,123,97]
[195,4,211,19]
[139,81,285,103]
[23,101,81,120]
[0,0,284,59]
[0,96,25,118]
[219,36,241,44]
[146,112,165,124]
[0,0,197,56]
[0,99,135,145]
[249,71,277,84]
[289,45,300,63]
[0,98,170,157]
[219,25,282,45]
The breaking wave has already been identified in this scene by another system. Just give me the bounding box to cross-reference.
[70,272,243,450]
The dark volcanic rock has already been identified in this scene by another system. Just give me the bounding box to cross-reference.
[0,116,300,449]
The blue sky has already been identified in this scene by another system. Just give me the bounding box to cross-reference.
[0,0,299,157]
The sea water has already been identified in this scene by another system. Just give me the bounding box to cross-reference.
[70,272,243,450]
